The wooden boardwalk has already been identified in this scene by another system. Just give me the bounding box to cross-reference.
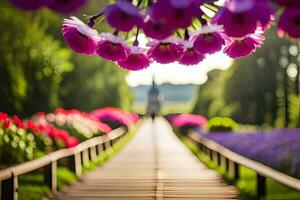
[51,118,239,200]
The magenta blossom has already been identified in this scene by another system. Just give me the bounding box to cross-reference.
[62,17,98,55]
[105,0,143,32]
[278,8,300,38]
[179,41,205,66]
[192,25,225,55]
[118,47,150,71]
[96,33,129,62]
[151,0,200,29]
[10,0,48,10]
[48,0,87,13]
[142,15,175,40]
[224,31,265,58]
[147,37,184,64]
[213,1,274,37]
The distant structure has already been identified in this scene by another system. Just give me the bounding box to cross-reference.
[147,78,163,119]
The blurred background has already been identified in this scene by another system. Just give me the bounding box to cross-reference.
[1,0,300,199]
[2,0,299,128]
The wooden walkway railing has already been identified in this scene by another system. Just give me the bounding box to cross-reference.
[0,127,127,200]
[188,132,300,198]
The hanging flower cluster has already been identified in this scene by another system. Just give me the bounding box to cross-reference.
[11,0,300,70]
[10,0,87,13]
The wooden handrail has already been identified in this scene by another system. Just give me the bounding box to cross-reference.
[0,127,127,200]
[188,132,300,197]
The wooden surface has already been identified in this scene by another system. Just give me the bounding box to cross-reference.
[50,118,239,200]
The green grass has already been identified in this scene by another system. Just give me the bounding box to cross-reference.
[180,135,300,200]
[1,127,137,200]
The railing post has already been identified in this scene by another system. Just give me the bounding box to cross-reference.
[82,149,90,167]
[213,151,218,164]
[68,153,82,177]
[229,161,239,180]
[1,176,18,200]
[44,161,57,192]
[217,153,221,166]
[89,146,97,161]
[257,173,266,199]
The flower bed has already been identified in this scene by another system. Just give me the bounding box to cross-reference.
[44,108,111,141]
[91,107,140,129]
[0,107,138,166]
[202,129,300,179]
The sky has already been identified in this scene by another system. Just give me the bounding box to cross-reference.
[126,53,233,87]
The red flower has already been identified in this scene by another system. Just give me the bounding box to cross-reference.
[13,115,24,129]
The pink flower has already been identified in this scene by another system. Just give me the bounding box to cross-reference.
[278,8,300,38]
[62,17,98,55]
[192,25,225,55]
[213,1,274,37]
[150,0,200,29]
[10,0,48,10]
[105,0,143,31]
[171,114,208,128]
[91,107,137,128]
[96,33,129,62]
[48,0,87,13]
[224,31,265,58]
[118,47,150,71]
[179,41,205,66]
[147,37,184,64]
[142,16,175,40]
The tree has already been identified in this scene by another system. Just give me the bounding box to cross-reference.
[0,2,73,117]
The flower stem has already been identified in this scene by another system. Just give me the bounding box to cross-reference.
[88,12,103,27]
[134,28,140,46]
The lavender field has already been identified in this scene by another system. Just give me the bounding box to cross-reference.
[203,129,300,179]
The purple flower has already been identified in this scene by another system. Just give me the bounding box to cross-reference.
[105,0,143,32]
[147,37,184,64]
[62,17,98,55]
[179,41,205,66]
[192,25,225,55]
[96,33,129,62]
[151,0,200,29]
[213,1,274,37]
[278,8,300,38]
[142,16,175,40]
[224,31,265,58]
[48,0,87,13]
[10,0,48,10]
[118,47,150,71]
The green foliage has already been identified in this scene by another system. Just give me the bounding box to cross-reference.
[206,117,238,132]
[288,95,300,128]
[0,2,133,117]
[0,3,73,117]
[193,27,299,127]
[0,125,36,165]
[60,55,132,111]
